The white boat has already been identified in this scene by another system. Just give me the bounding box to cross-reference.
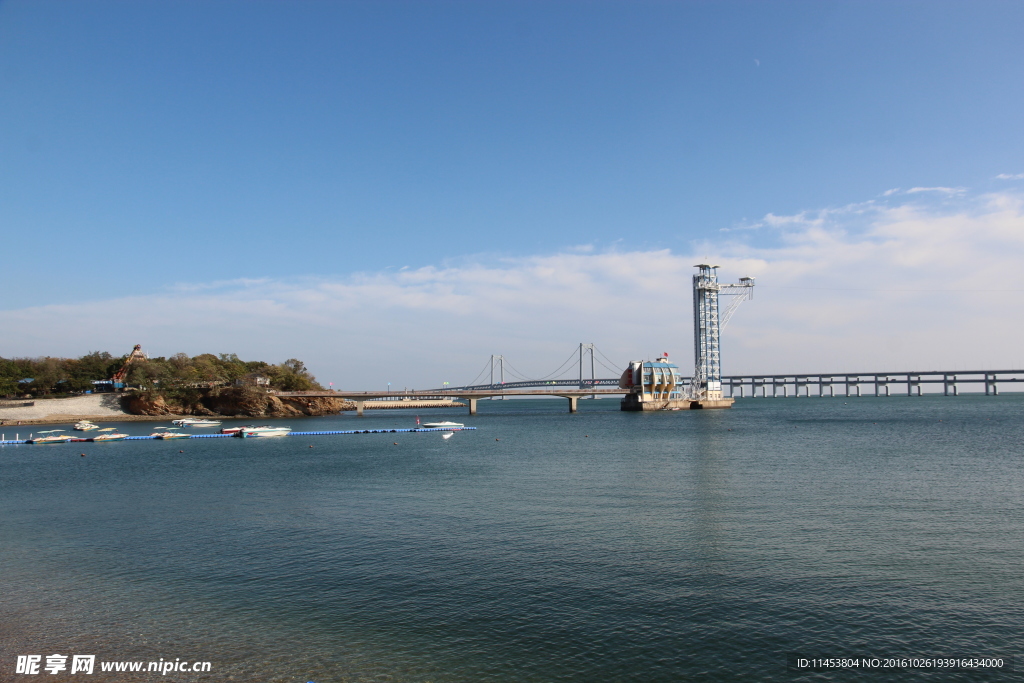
[151,427,190,440]
[29,430,73,444]
[172,418,222,427]
[90,428,128,442]
[74,420,99,431]
[236,426,292,438]
[421,421,464,429]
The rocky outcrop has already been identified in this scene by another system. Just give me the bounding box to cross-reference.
[204,388,353,417]
[125,393,189,416]
[125,387,353,417]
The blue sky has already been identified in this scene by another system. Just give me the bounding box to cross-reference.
[2,1,1024,385]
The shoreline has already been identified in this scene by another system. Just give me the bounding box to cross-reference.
[0,400,466,427]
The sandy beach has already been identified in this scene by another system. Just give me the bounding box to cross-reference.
[0,394,132,422]
[0,394,465,426]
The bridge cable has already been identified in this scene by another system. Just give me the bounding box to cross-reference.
[593,356,622,377]
[461,357,494,388]
[508,347,582,382]
[594,346,625,372]
[482,347,583,385]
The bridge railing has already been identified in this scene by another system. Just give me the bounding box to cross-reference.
[439,378,622,392]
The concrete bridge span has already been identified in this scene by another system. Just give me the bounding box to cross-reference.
[275,388,627,415]
[276,368,1024,415]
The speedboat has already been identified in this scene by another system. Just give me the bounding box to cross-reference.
[74,420,99,431]
[172,418,222,427]
[236,426,292,438]
[220,425,259,434]
[151,427,190,440]
[421,421,464,429]
[90,428,128,442]
[29,430,73,444]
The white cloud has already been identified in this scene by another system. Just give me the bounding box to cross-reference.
[905,186,967,195]
[996,173,1024,180]
[883,186,968,197]
[3,190,1024,386]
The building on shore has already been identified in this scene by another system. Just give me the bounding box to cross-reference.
[618,355,734,410]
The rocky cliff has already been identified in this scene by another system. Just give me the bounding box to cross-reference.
[126,387,354,417]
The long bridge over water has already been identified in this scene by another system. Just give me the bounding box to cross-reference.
[277,368,1024,415]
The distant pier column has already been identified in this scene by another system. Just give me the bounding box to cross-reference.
[354,400,365,416]
[468,398,478,415]
[567,396,579,413]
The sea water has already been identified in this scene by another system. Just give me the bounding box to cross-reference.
[1,396,1022,681]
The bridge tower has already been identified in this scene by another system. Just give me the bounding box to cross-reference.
[579,343,596,396]
[691,265,754,400]
[490,355,505,399]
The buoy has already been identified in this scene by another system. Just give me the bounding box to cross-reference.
[495,438,500,441]
[80,453,85,457]
[179,450,184,453]
[309,445,314,448]
[393,442,398,445]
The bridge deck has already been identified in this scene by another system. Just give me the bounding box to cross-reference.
[275,368,1024,414]
[276,388,626,415]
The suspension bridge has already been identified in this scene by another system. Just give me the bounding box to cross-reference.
[274,265,1024,414]
[278,358,1024,415]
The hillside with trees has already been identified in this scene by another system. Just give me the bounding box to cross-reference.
[0,351,323,397]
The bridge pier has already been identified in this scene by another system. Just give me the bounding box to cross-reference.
[567,396,578,413]
[354,400,364,416]
[468,398,478,415]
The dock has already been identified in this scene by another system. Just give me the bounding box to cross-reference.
[0,427,475,445]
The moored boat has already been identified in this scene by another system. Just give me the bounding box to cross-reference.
[220,425,258,434]
[151,427,191,440]
[172,418,222,427]
[74,420,99,431]
[90,428,128,442]
[29,430,73,444]
[236,426,292,438]
[421,421,465,429]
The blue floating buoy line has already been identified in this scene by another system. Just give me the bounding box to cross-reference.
[0,427,475,445]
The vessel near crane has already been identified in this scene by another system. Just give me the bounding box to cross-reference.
[111,344,147,390]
